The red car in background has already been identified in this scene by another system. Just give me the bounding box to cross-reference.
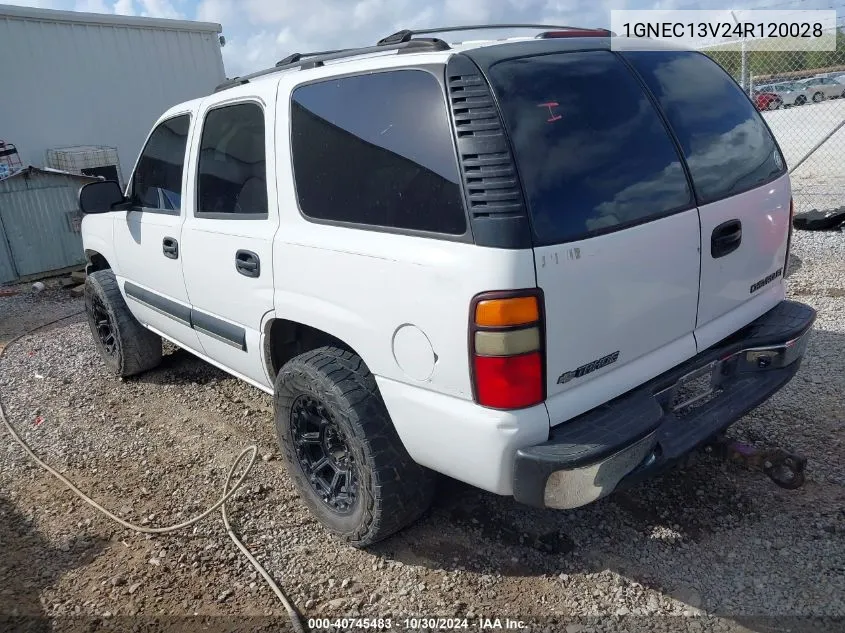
[754,91,782,111]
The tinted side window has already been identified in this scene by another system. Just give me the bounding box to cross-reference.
[623,51,785,204]
[132,115,189,211]
[290,70,466,235]
[197,103,267,216]
[486,51,693,246]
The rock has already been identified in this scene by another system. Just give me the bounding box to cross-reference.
[217,589,233,602]
[70,285,85,297]
[565,625,584,633]
[111,575,127,587]
[127,582,142,594]
[341,578,351,589]
[326,598,346,609]
[70,271,86,283]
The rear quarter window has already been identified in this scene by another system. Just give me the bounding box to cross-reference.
[486,50,694,246]
[290,69,467,236]
[622,51,785,204]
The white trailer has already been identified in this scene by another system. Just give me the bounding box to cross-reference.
[0,4,226,180]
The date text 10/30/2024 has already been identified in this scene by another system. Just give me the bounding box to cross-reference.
[307,617,528,630]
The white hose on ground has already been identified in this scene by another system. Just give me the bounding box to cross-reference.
[0,311,306,633]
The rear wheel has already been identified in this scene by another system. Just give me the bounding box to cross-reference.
[273,346,435,547]
[84,270,162,376]
[812,91,824,103]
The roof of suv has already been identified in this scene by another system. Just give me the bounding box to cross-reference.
[216,31,625,94]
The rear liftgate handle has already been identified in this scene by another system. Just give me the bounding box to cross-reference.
[711,219,742,258]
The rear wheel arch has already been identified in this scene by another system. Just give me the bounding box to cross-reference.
[85,249,111,274]
[263,318,367,381]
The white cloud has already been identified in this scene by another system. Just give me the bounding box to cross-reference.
[137,0,182,19]
[113,0,135,15]
[74,0,111,13]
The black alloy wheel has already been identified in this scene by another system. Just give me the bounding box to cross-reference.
[289,394,359,514]
[90,293,117,357]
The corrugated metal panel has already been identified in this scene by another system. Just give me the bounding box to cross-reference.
[0,169,97,281]
[0,7,225,179]
[0,223,15,284]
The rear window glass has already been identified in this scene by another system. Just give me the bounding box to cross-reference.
[487,50,693,246]
[623,51,785,204]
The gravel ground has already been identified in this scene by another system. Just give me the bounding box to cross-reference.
[0,231,843,633]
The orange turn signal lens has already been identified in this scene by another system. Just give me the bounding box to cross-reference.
[475,296,539,327]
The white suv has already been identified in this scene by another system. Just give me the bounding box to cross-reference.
[78,26,816,546]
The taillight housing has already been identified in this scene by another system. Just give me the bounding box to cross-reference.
[783,197,794,277]
[469,290,545,410]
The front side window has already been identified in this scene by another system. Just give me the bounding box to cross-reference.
[132,114,189,211]
[290,69,466,235]
[486,51,693,245]
[623,51,785,204]
[197,103,267,216]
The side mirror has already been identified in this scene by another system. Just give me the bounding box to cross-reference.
[79,180,127,214]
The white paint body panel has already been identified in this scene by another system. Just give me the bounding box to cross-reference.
[694,172,791,333]
[180,84,279,388]
[113,210,199,349]
[537,210,701,425]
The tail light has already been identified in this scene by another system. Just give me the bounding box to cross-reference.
[783,197,794,277]
[469,290,545,410]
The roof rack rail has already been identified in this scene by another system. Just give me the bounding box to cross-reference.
[275,49,352,67]
[214,38,450,93]
[377,24,585,46]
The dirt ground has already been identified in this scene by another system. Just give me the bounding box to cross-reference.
[0,232,843,633]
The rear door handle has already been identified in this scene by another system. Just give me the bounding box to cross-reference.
[162,237,178,259]
[711,219,742,258]
[235,250,260,278]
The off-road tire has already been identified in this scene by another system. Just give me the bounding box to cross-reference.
[84,270,162,377]
[273,346,435,547]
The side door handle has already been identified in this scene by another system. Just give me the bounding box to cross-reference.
[162,236,179,259]
[711,219,742,258]
[235,250,260,278]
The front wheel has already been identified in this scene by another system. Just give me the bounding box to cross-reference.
[795,95,807,106]
[84,270,162,376]
[273,346,435,547]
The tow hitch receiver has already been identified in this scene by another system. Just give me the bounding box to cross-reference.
[707,435,807,489]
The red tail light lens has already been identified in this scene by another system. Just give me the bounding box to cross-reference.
[469,290,545,410]
[473,352,543,409]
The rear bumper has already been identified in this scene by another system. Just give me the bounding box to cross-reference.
[512,300,816,509]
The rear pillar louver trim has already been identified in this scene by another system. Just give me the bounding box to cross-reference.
[446,55,532,249]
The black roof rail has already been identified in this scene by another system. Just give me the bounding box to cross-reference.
[213,38,450,93]
[377,24,584,46]
[275,49,353,67]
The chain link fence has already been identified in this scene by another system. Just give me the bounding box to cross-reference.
[702,26,845,214]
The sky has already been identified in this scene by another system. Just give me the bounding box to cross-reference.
[4,0,839,77]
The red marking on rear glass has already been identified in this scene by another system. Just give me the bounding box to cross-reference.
[538,102,562,122]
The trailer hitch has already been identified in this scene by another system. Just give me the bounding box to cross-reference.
[706,435,807,489]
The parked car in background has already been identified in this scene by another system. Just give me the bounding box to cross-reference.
[794,77,844,101]
[754,91,782,111]
[759,81,810,107]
